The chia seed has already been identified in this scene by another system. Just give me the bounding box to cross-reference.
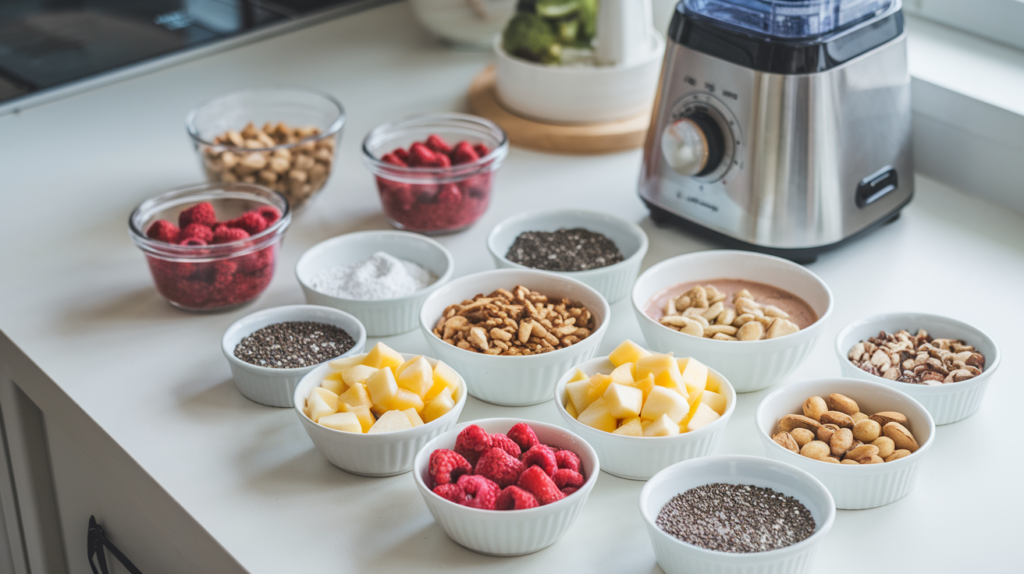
[234,321,355,369]
[506,228,624,272]
[656,483,816,553]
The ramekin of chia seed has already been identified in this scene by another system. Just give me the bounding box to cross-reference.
[486,209,649,304]
[639,455,835,574]
[221,305,366,407]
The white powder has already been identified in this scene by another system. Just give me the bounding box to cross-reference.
[309,252,437,300]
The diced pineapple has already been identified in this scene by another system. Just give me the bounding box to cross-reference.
[366,367,399,410]
[609,340,651,367]
[368,410,413,434]
[338,383,372,409]
[576,397,618,432]
[640,386,689,423]
[609,362,636,385]
[397,356,433,398]
[681,390,703,428]
[702,390,728,415]
[566,379,596,413]
[425,361,461,402]
[363,342,403,370]
[641,419,653,430]
[307,387,339,422]
[680,358,709,396]
[327,352,368,371]
[588,374,615,402]
[685,402,721,432]
[626,372,656,402]
[639,354,685,395]
[340,403,375,432]
[341,364,378,388]
[423,387,455,423]
[320,371,346,395]
[612,417,644,436]
[643,414,681,437]
[568,368,588,383]
[395,355,423,378]
[604,383,643,419]
[403,408,424,427]
[705,373,722,393]
[393,388,425,413]
[565,399,579,419]
[318,412,362,433]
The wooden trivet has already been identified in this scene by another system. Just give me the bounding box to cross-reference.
[467,65,651,155]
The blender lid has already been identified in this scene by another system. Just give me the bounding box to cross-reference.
[683,0,898,39]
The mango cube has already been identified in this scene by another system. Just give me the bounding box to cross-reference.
[680,358,709,396]
[567,368,588,383]
[318,412,362,433]
[366,367,399,411]
[425,361,461,402]
[342,364,378,388]
[402,408,424,427]
[363,342,403,370]
[702,390,728,415]
[307,387,339,422]
[328,352,368,371]
[565,400,579,419]
[338,383,372,409]
[625,372,655,402]
[588,373,615,402]
[685,402,721,432]
[395,355,424,378]
[609,362,636,386]
[576,397,618,432]
[640,386,689,423]
[368,410,413,434]
[612,417,643,436]
[609,340,651,367]
[705,373,722,393]
[393,388,425,413]
[320,372,346,395]
[604,383,643,419]
[643,414,681,437]
[397,356,433,398]
[638,354,685,395]
[423,387,455,423]
[339,403,375,432]
[566,379,596,413]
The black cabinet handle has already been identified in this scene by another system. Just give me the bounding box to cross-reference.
[87,516,143,574]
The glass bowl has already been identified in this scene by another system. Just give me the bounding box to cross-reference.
[186,88,345,210]
[362,113,509,235]
[129,183,291,312]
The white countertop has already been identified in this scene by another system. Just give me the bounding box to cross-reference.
[1,3,1022,573]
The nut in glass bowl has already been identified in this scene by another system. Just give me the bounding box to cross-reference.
[186,88,345,210]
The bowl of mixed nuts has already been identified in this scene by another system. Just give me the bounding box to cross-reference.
[186,88,345,210]
[835,312,1001,425]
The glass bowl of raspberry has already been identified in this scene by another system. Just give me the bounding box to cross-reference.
[362,113,509,235]
[129,182,291,312]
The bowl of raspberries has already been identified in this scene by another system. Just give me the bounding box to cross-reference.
[362,113,509,235]
[413,418,599,556]
[129,182,291,311]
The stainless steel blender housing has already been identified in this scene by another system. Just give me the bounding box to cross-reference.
[640,2,913,262]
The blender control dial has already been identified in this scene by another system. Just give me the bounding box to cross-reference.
[661,110,725,177]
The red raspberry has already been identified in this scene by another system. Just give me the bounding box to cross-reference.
[450,141,480,165]
[435,153,451,168]
[407,143,438,167]
[516,466,564,506]
[496,486,539,511]
[474,447,525,488]
[433,483,467,505]
[489,434,522,459]
[555,450,581,473]
[238,246,274,274]
[561,487,578,496]
[180,223,213,243]
[437,184,462,204]
[552,468,585,490]
[255,205,281,226]
[212,260,238,288]
[146,220,180,243]
[456,474,500,510]
[425,134,453,156]
[507,423,540,452]
[428,449,471,487]
[212,227,250,245]
[454,425,492,466]
[178,202,216,228]
[381,152,407,167]
[393,148,410,163]
[227,212,268,235]
[521,445,558,476]
[473,143,490,157]
[178,237,207,246]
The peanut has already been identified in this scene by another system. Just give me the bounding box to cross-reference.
[825,393,860,416]
[817,423,839,443]
[800,441,830,460]
[844,444,880,463]
[852,412,869,423]
[780,414,822,433]
[852,419,882,443]
[773,432,799,453]
[790,428,815,448]
[830,427,854,457]
[802,396,828,421]
[884,449,912,462]
[871,436,895,459]
[883,422,919,453]
[870,411,909,427]
[820,410,854,428]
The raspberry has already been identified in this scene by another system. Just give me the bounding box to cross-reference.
[425,134,453,156]
[408,143,439,167]
[393,148,410,163]
[507,423,540,452]
[433,483,467,505]
[516,466,564,506]
[381,152,407,167]
[178,237,207,246]
[450,141,480,165]
[435,153,451,168]
[454,425,492,466]
[146,220,180,243]
[437,184,461,204]
[456,474,500,510]
[212,227,250,245]
[178,202,216,228]
[496,486,539,511]
[428,449,471,487]
[238,246,274,275]
[180,223,213,243]
[473,143,490,157]
[227,212,268,235]
[489,433,522,459]
[256,205,281,226]
[552,468,585,490]
[555,450,581,473]
[561,487,578,496]
[474,447,525,488]
[212,260,238,288]
[521,445,558,476]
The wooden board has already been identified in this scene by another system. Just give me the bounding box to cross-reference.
[467,65,651,154]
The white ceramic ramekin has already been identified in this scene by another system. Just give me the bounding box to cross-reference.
[412,418,599,556]
[554,356,736,480]
[631,250,833,393]
[486,209,649,304]
[835,312,1001,425]
[295,231,454,337]
[293,354,467,477]
[639,455,835,574]
[222,305,366,407]
[755,378,935,510]
[419,269,610,406]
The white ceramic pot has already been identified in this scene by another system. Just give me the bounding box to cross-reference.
[409,0,516,48]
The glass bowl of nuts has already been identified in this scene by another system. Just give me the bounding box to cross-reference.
[186,88,345,210]
[362,113,509,235]
[129,182,291,312]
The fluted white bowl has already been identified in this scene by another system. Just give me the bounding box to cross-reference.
[295,230,454,336]
[639,455,835,574]
[554,356,736,480]
[755,378,935,510]
[413,418,599,556]
[835,312,1000,425]
[419,269,610,406]
[293,354,467,477]
[486,209,649,303]
[632,250,833,393]
[222,305,366,407]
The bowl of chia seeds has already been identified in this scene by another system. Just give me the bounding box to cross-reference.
[639,455,835,574]
[222,304,366,407]
[487,209,649,303]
